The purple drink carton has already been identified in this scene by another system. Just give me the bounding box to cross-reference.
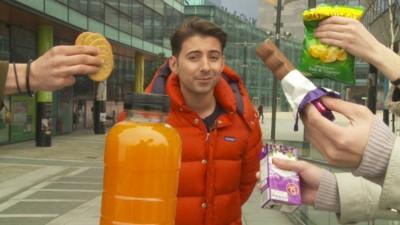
[260,144,301,213]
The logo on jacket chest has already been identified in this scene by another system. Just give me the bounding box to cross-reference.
[224,136,236,142]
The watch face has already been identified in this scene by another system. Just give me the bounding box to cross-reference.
[393,87,400,102]
[391,78,400,86]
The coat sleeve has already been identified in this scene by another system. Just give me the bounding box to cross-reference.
[239,119,262,205]
[336,173,400,224]
[379,136,400,212]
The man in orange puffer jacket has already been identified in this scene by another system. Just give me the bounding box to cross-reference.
[123,17,263,225]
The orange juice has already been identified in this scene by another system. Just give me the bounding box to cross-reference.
[100,94,181,225]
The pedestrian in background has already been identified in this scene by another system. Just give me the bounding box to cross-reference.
[257,104,264,123]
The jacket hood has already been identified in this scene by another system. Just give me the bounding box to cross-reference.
[145,60,257,128]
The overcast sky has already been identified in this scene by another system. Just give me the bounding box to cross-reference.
[220,0,259,18]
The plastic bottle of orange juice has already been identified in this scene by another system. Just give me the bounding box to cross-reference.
[100,93,181,225]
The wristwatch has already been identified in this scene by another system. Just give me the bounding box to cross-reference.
[391,78,400,88]
[391,78,400,101]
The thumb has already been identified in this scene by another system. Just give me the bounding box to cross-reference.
[320,97,362,120]
[272,158,305,173]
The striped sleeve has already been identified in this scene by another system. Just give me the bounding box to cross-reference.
[353,118,395,185]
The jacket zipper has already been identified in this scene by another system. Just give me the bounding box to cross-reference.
[205,132,210,142]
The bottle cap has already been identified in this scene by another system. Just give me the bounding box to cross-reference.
[124,93,170,113]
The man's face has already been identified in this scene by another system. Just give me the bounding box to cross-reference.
[169,35,225,97]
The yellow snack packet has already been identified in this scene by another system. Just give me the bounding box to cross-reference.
[299,5,364,84]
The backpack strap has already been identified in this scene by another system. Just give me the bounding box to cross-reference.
[222,74,244,115]
[149,62,171,94]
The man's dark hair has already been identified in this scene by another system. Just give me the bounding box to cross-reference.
[170,17,228,56]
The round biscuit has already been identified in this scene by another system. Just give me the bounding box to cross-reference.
[75,32,92,45]
[88,52,114,81]
[83,33,106,46]
[88,39,114,81]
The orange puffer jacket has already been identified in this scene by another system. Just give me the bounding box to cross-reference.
[145,63,262,225]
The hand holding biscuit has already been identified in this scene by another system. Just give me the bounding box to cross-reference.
[29,45,103,91]
[75,32,114,81]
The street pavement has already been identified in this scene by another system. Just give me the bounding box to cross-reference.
[0,112,302,225]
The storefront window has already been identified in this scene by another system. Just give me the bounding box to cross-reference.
[8,26,36,143]
[124,57,134,96]
[10,96,35,142]
[0,24,9,59]
[0,23,9,144]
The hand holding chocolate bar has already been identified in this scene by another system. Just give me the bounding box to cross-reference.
[302,97,374,168]
[256,39,337,130]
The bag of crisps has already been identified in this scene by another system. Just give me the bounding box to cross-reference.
[299,5,364,85]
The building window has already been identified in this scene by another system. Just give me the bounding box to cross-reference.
[88,0,105,22]
[120,0,132,16]
[154,13,163,46]
[69,0,87,14]
[120,14,131,34]
[10,26,36,61]
[164,4,183,47]
[144,6,154,43]
[105,4,119,28]
[132,0,144,38]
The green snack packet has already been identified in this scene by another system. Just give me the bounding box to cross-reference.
[299,5,364,85]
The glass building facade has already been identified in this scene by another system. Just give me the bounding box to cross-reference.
[0,0,184,145]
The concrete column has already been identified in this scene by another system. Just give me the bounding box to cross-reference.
[36,25,53,147]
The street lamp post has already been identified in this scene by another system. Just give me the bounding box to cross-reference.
[230,41,256,85]
[308,0,316,8]
[269,0,316,142]
[270,0,283,141]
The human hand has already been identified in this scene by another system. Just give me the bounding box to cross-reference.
[314,16,383,65]
[302,97,374,168]
[30,45,102,91]
[273,158,324,205]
